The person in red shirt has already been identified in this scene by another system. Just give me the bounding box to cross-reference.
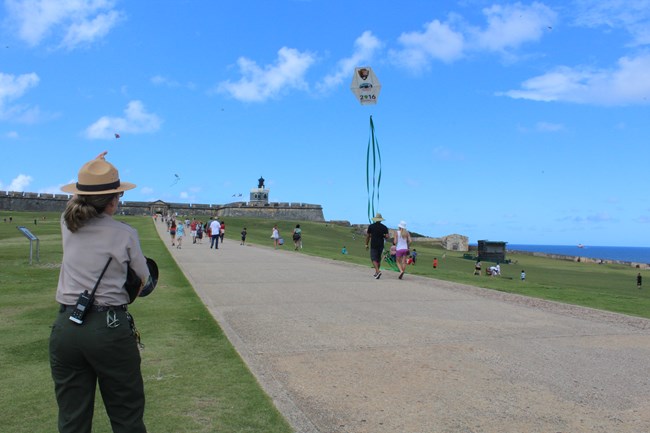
[190,220,198,244]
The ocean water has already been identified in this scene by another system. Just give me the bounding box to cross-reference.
[507,244,650,264]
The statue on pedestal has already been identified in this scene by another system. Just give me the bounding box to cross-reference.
[251,176,269,203]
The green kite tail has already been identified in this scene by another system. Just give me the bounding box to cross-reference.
[366,115,382,223]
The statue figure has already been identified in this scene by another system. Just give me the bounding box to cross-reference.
[258,176,265,189]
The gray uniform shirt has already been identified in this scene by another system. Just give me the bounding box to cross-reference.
[56,214,150,306]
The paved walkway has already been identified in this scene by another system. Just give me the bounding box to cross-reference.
[156,221,650,433]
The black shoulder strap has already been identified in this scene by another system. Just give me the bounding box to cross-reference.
[89,257,113,299]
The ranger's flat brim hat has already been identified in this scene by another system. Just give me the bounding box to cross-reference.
[61,151,135,195]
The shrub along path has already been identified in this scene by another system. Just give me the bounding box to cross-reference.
[156,220,650,433]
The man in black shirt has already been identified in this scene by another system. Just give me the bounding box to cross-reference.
[365,213,389,279]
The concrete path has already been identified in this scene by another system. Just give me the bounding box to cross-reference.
[156,221,650,433]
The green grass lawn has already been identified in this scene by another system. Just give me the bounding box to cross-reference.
[1,210,648,432]
[0,211,292,433]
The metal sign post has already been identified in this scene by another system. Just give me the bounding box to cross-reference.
[17,226,40,264]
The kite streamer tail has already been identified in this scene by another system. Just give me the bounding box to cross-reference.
[366,115,382,223]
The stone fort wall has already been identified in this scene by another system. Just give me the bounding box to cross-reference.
[0,191,325,222]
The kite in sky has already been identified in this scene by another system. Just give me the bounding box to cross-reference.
[114,133,120,139]
[170,174,180,186]
[351,66,383,222]
[350,66,381,106]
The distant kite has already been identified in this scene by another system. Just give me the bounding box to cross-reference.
[170,174,180,186]
[114,133,120,139]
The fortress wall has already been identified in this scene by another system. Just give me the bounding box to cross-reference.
[0,191,71,212]
[216,204,324,222]
[0,191,325,222]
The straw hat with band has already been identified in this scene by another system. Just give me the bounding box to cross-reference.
[61,151,135,195]
[372,213,385,222]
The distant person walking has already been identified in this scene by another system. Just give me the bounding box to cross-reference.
[474,260,482,276]
[169,220,177,247]
[271,225,280,249]
[521,270,526,281]
[196,222,203,244]
[209,218,221,250]
[292,224,302,250]
[365,213,389,279]
[394,221,412,280]
[240,227,247,245]
[175,221,185,249]
[219,221,225,243]
[433,257,438,269]
[638,273,642,289]
[190,219,197,244]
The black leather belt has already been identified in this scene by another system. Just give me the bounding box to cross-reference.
[59,304,127,313]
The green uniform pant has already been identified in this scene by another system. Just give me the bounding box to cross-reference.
[49,307,146,433]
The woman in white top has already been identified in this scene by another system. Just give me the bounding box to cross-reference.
[271,225,280,249]
[394,220,411,279]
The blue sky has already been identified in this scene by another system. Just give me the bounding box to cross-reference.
[1,0,649,246]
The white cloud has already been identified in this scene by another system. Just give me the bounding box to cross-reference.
[38,184,66,194]
[85,100,162,139]
[536,121,564,132]
[560,212,617,223]
[140,186,154,195]
[501,53,650,105]
[472,2,557,52]
[151,75,196,90]
[389,3,556,71]
[319,31,382,91]
[390,19,465,70]
[5,0,123,49]
[573,0,650,46]
[60,8,121,49]
[0,71,40,121]
[216,47,316,102]
[3,174,33,191]
[5,131,19,138]
[433,146,465,161]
